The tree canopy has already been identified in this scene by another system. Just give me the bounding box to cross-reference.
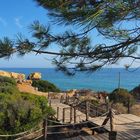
[0,0,140,74]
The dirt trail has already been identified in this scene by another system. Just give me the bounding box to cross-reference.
[17,83,48,97]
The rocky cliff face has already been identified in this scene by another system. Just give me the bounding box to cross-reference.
[0,71,11,77]
[0,70,42,82]
[11,72,25,80]
[0,70,25,81]
[28,72,41,80]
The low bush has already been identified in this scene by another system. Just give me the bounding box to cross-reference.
[32,80,60,92]
[131,84,140,100]
[109,88,135,107]
[131,104,140,116]
[0,85,19,94]
[112,103,127,114]
[0,76,16,86]
[90,99,99,106]
[0,77,55,134]
[0,76,18,95]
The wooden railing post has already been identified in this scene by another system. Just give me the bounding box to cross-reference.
[70,106,73,123]
[63,108,66,123]
[106,102,109,112]
[57,107,59,120]
[95,107,98,116]
[109,108,114,132]
[43,119,47,140]
[86,101,89,121]
[60,95,64,103]
[65,93,68,104]
[127,97,130,114]
[109,108,117,140]
[74,107,76,123]
[67,96,70,104]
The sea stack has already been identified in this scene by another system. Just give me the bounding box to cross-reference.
[28,72,41,80]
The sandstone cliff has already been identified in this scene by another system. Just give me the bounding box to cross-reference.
[0,70,25,81]
[28,72,41,80]
[0,71,11,77]
[11,72,25,80]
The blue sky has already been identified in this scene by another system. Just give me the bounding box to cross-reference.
[0,0,138,68]
[0,0,54,68]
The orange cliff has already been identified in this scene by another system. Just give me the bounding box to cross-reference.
[0,70,25,81]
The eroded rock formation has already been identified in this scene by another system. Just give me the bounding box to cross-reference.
[0,70,25,81]
[28,72,41,80]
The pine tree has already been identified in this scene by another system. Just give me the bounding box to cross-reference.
[0,0,140,75]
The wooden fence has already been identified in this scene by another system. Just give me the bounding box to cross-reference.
[0,95,117,140]
[0,108,117,140]
[60,95,109,120]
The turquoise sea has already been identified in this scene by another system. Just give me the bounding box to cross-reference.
[0,68,140,92]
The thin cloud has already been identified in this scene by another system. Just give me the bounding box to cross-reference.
[15,17,23,28]
[0,17,7,26]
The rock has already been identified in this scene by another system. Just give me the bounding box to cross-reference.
[11,72,25,80]
[0,71,11,77]
[0,70,25,82]
[67,89,77,97]
[25,80,32,85]
[28,72,41,80]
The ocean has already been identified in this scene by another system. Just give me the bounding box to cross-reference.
[0,68,140,92]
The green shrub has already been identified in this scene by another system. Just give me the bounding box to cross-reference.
[21,93,55,116]
[90,99,99,106]
[0,92,55,134]
[131,84,140,99]
[0,85,19,94]
[0,76,18,95]
[32,80,60,92]
[0,77,55,134]
[0,76,16,86]
[109,88,135,107]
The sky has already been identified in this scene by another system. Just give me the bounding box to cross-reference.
[0,0,54,68]
[0,0,139,68]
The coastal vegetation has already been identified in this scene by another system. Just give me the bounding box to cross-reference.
[131,85,140,100]
[112,103,127,114]
[109,88,135,107]
[0,76,55,134]
[0,76,16,86]
[87,99,99,106]
[32,79,60,92]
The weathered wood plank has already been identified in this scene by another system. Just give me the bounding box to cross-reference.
[51,99,140,140]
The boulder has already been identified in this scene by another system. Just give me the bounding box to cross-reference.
[28,72,41,80]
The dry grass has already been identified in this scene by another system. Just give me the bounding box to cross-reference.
[112,103,140,117]
[131,104,140,117]
[17,83,48,97]
[113,103,127,114]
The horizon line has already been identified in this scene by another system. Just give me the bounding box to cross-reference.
[0,67,137,69]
